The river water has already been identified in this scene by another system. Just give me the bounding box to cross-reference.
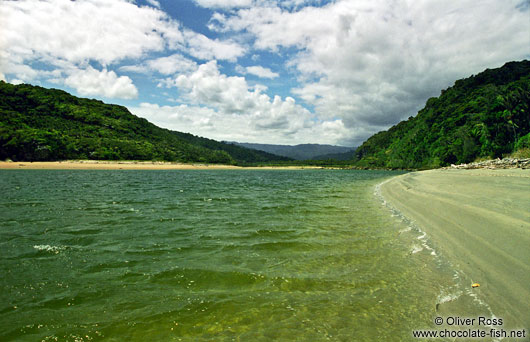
[0,170,489,341]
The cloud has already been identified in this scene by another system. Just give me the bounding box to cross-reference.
[146,60,346,143]
[9,79,25,85]
[120,54,198,75]
[147,54,198,75]
[0,0,245,98]
[194,0,253,9]
[130,102,347,145]
[0,0,243,68]
[211,0,530,145]
[0,0,169,67]
[146,0,161,8]
[195,0,321,10]
[0,62,40,83]
[65,66,138,100]
[183,30,246,61]
[171,61,261,113]
[238,65,279,79]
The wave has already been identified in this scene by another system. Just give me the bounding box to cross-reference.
[33,244,65,254]
[376,178,497,322]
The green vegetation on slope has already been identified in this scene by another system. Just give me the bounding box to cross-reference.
[0,81,291,164]
[355,60,530,169]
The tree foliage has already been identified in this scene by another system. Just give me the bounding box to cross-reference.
[354,60,530,169]
[0,82,290,164]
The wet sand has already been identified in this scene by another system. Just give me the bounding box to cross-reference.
[381,169,530,328]
[0,161,319,170]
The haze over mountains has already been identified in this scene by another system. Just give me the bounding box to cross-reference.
[228,143,356,161]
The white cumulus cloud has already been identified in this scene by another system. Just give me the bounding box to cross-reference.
[238,65,280,79]
[65,66,138,100]
[0,0,168,67]
[146,0,161,8]
[195,0,321,9]
[131,102,347,145]
[183,31,246,62]
[0,0,246,99]
[145,60,345,143]
[120,54,198,75]
[194,0,253,9]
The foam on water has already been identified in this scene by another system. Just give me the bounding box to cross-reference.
[374,177,438,259]
[375,177,498,324]
[437,290,462,304]
[410,245,423,254]
[33,244,65,254]
[398,226,412,234]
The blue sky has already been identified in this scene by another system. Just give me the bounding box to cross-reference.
[1,0,529,146]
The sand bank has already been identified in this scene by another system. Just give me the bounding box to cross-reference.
[381,169,530,328]
[0,160,320,170]
[0,160,243,170]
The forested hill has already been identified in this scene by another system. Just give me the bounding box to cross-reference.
[354,60,530,169]
[0,81,291,164]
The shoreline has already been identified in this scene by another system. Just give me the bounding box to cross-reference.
[0,160,322,170]
[380,168,530,328]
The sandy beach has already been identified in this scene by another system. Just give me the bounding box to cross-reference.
[0,160,320,170]
[381,169,530,328]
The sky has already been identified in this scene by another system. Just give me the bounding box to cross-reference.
[1,0,529,147]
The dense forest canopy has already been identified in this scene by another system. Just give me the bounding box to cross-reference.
[0,81,291,164]
[354,60,530,169]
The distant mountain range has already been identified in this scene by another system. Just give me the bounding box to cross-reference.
[229,142,356,160]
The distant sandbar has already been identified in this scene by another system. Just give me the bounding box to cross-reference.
[0,160,320,170]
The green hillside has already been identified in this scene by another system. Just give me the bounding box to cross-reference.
[0,81,290,164]
[355,60,530,169]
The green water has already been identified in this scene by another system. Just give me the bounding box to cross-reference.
[0,170,485,341]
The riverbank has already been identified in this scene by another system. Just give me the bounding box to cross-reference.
[0,160,321,170]
[380,168,530,328]
[445,157,530,170]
